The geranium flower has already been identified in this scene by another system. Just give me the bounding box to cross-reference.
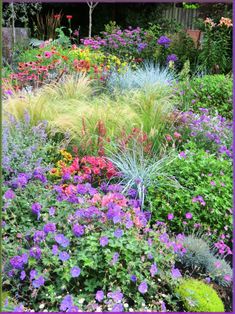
[138,281,148,294]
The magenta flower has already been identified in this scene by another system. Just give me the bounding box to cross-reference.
[185,212,193,219]
[168,213,174,220]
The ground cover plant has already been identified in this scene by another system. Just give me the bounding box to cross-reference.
[1,8,233,312]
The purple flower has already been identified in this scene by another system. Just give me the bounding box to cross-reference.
[33,230,46,243]
[130,274,137,282]
[69,305,79,312]
[10,256,24,270]
[70,266,81,277]
[107,290,123,302]
[43,222,56,234]
[157,36,171,48]
[13,304,24,312]
[60,295,73,311]
[4,189,15,199]
[125,220,133,229]
[168,213,174,220]
[30,269,38,281]
[114,228,123,238]
[100,236,109,247]
[96,290,104,302]
[138,281,148,294]
[171,267,182,279]
[112,304,124,312]
[150,263,158,277]
[52,245,58,255]
[59,251,70,262]
[111,252,119,265]
[20,271,26,280]
[72,224,85,237]
[32,275,45,288]
[185,212,193,219]
[160,300,166,312]
[29,246,42,259]
[31,202,42,220]
[167,54,178,63]
[55,234,70,248]
[49,207,56,216]
[179,151,187,159]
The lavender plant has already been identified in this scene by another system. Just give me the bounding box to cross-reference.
[2,113,59,185]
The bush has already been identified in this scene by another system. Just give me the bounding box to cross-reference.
[172,108,232,158]
[3,154,184,312]
[176,279,225,312]
[175,74,233,119]
[145,142,233,243]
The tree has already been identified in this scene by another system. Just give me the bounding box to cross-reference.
[87,1,99,38]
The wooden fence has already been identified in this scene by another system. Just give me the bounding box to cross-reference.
[162,6,200,30]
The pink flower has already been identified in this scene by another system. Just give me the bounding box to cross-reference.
[185,212,192,219]
[44,51,52,59]
[165,134,172,142]
[168,213,174,220]
[224,274,231,282]
[173,132,181,139]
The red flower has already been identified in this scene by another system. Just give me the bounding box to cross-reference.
[54,14,61,20]
[66,15,73,20]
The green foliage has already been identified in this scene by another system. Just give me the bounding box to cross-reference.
[168,31,198,72]
[176,74,233,119]
[176,279,225,312]
[145,142,233,242]
[197,19,232,74]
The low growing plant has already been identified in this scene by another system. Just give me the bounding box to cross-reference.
[176,279,225,312]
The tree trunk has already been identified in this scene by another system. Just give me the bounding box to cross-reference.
[89,5,92,38]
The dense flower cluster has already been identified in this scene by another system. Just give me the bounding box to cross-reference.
[50,150,118,183]
[173,108,232,157]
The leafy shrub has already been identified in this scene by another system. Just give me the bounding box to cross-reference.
[197,17,232,74]
[176,279,225,312]
[175,74,233,119]
[176,235,232,287]
[172,108,232,158]
[81,26,148,62]
[107,62,174,92]
[3,159,184,312]
[145,142,233,243]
